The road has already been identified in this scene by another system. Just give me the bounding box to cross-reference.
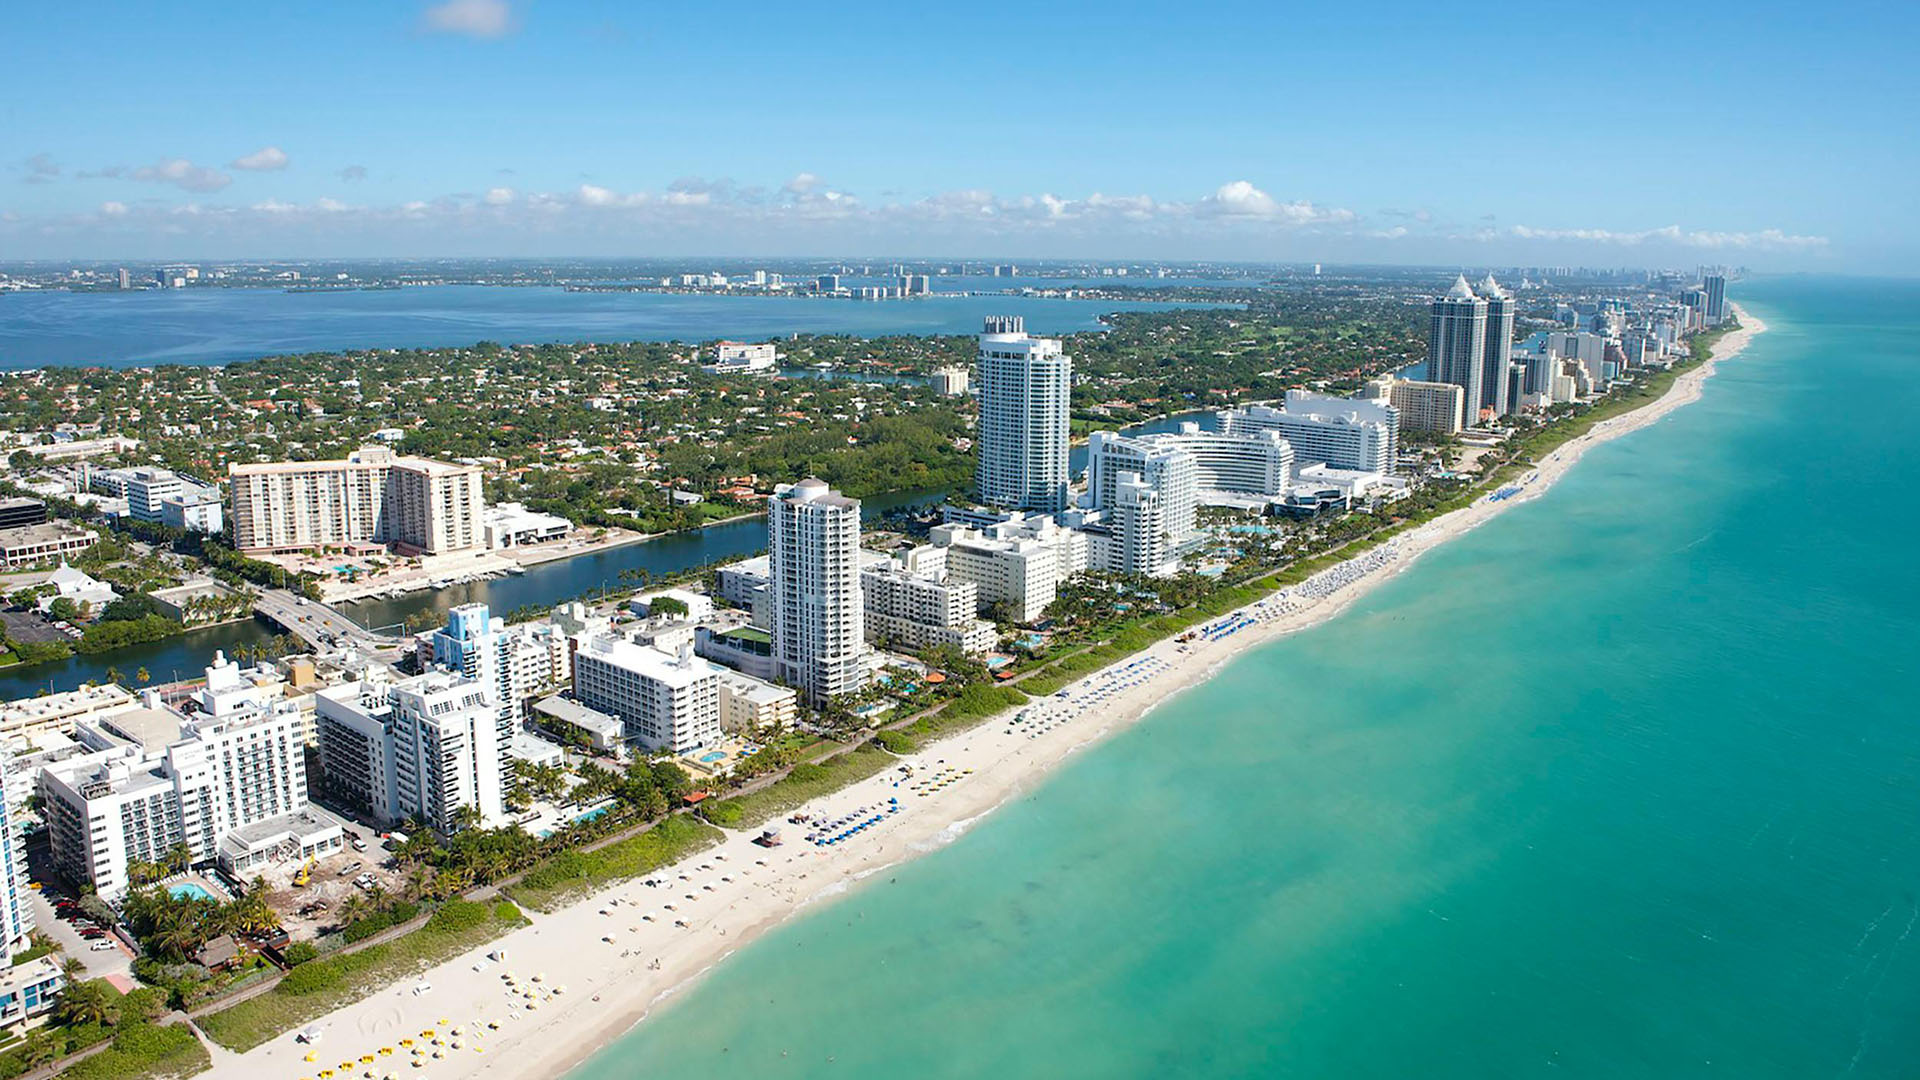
[253,589,402,654]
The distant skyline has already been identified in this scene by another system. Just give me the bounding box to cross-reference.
[3,1,1910,271]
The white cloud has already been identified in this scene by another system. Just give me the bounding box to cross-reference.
[420,0,514,38]
[1202,180,1278,217]
[11,176,1827,267]
[1509,223,1828,251]
[130,158,232,193]
[231,146,290,171]
[1198,180,1354,225]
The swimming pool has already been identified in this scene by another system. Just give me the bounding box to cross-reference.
[700,751,727,763]
[169,882,215,902]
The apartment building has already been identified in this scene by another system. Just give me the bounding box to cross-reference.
[228,446,484,555]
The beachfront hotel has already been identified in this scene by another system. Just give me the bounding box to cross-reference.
[315,669,506,834]
[227,446,485,556]
[861,554,998,655]
[571,634,724,754]
[929,512,1089,625]
[975,316,1073,513]
[1366,377,1467,436]
[1129,424,1294,502]
[769,479,869,705]
[1219,391,1398,476]
[1082,431,1201,576]
[39,653,335,898]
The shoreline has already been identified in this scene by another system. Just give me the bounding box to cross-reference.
[192,307,1765,1080]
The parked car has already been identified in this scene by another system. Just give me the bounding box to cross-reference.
[89,941,117,952]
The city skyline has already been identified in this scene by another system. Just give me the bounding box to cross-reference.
[4,1,1906,269]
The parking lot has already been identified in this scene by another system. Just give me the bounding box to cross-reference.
[30,889,131,980]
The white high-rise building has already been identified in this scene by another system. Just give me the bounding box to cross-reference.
[228,446,485,556]
[1427,275,1489,418]
[1219,391,1398,476]
[391,674,506,832]
[427,603,568,745]
[41,654,332,897]
[1084,431,1199,568]
[861,560,997,655]
[1132,424,1293,502]
[1478,274,1517,417]
[315,669,505,834]
[928,512,1089,624]
[571,635,723,754]
[1101,470,1187,577]
[769,479,869,705]
[0,749,31,957]
[975,316,1072,513]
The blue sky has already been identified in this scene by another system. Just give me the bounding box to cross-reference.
[3,0,1911,269]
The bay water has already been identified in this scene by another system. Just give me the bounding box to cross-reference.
[0,285,1214,370]
[571,276,1920,1078]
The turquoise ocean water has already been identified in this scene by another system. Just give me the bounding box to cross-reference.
[598,277,1909,1077]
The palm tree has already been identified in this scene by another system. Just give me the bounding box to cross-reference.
[336,892,371,926]
[136,666,150,684]
[55,979,119,1027]
[19,1031,57,1068]
[104,666,122,686]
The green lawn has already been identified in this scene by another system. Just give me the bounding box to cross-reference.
[197,899,528,1053]
[61,1024,208,1080]
[504,815,723,912]
[703,744,900,829]
[889,683,1028,750]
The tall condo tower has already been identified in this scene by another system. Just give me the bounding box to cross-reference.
[769,479,868,706]
[1427,275,1489,420]
[975,316,1072,513]
[1478,274,1516,417]
[1703,274,1727,323]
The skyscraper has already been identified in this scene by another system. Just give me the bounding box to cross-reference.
[1478,274,1517,417]
[975,316,1072,513]
[0,748,32,957]
[1428,275,1488,416]
[1084,431,1199,562]
[1703,274,1727,323]
[769,479,868,705]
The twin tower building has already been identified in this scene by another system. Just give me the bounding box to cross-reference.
[1427,273,1520,420]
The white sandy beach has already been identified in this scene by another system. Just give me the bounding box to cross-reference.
[194,307,1765,1080]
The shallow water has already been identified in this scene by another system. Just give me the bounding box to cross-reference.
[572,277,1920,1079]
